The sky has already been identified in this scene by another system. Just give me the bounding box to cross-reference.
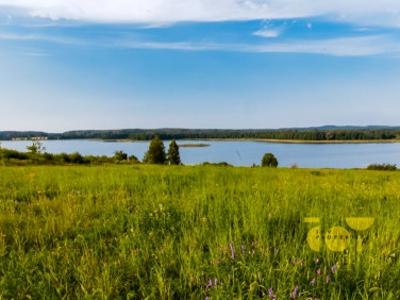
[1,1,400,132]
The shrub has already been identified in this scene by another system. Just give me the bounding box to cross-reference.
[58,153,71,163]
[69,152,87,164]
[27,142,45,154]
[43,152,55,161]
[129,155,140,164]
[114,151,128,162]
[367,164,397,171]
[1,149,29,160]
[202,162,232,167]
[261,153,279,168]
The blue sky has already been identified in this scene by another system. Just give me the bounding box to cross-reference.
[1,1,400,131]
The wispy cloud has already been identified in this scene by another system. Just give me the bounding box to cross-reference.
[2,30,398,57]
[253,28,282,38]
[1,0,400,27]
[248,35,400,56]
[0,32,84,45]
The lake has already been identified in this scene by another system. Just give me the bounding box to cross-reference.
[1,140,399,168]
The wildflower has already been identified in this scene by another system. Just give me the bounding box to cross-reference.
[314,258,320,264]
[291,258,304,267]
[290,286,299,299]
[268,287,277,300]
[331,264,337,274]
[229,242,235,259]
[310,278,316,286]
[316,268,321,276]
[326,275,331,284]
[206,279,213,289]
[205,297,210,300]
[241,244,245,255]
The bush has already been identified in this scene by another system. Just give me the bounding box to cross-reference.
[43,152,55,161]
[261,153,279,168]
[69,152,87,164]
[202,162,232,167]
[27,142,45,154]
[367,164,397,171]
[129,155,140,164]
[114,151,128,162]
[57,153,71,163]
[1,149,29,160]
[0,147,144,166]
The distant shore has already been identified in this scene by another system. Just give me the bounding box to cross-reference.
[3,138,400,145]
[203,138,400,144]
[98,138,400,144]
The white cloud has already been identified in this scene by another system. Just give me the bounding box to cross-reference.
[0,32,84,45]
[1,0,400,26]
[253,28,282,38]
[2,31,398,57]
[249,35,399,56]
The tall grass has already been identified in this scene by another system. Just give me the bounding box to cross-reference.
[0,165,399,299]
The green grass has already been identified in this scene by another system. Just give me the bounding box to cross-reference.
[0,165,399,299]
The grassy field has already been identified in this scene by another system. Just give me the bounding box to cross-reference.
[0,165,399,299]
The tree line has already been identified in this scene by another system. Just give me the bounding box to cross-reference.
[1,128,399,141]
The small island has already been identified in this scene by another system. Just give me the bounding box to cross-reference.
[178,143,210,148]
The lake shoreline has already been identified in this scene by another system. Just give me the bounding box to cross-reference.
[96,138,400,145]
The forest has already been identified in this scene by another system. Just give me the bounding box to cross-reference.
[1,126,399,141]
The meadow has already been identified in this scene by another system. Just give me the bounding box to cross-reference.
[0,165,399,299]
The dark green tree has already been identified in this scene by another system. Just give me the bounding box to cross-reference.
[143,136,166,164]
[261,153,278,168]
[167,140,181,165]
[114,150,128,162]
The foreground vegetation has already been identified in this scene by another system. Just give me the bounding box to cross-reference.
[0,165,399,299]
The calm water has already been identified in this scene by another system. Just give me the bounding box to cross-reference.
[1,140,400,168]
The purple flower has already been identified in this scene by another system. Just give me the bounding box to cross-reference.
[229,242,235,259]
[206,279,213,289]
[290,286,299,299]
[316,268,321,276]
[268,288,277,300]
[205,297,210,300]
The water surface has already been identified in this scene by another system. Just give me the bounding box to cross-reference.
[2,140,399,168]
